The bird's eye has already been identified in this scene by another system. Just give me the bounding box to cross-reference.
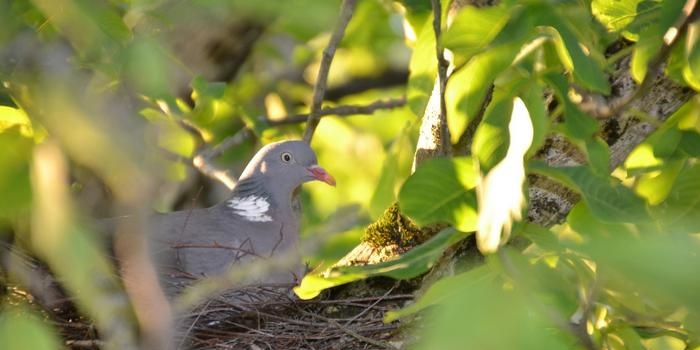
[281,152,293,163]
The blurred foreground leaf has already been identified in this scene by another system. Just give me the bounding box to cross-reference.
[0,306,61,350]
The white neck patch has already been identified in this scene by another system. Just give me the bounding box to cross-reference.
[226,195,273,222]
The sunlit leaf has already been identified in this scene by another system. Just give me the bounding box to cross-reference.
[398,157,478,231]
[407,16,437,118]
[591,0,662,41]
[472,93,513,171]
[631,0,686,82]
[441,4,512,58]
[683,22,700,90]
[294,228,466,299]
[0,106,33,137]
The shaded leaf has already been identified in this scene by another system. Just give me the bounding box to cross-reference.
[529,162,650,222]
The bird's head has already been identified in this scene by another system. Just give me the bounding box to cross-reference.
[240,140,336,191]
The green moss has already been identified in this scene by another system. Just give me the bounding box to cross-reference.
[362,203,442,249]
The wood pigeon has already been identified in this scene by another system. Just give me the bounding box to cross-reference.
[147,140,335,293]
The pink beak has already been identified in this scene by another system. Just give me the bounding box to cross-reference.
[307,165,336,187]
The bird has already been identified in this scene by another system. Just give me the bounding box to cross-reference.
[145,140,335,294]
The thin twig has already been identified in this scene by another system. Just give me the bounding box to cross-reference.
[268,97,406,126]
[302,0,358,143]
[191,128,252,189]
[430,0,452,154]
[577,0,698,118]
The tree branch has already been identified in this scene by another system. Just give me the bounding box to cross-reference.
[576,0,698,119]
[431,0,452,155]
[302,0,358,143]
[268,97,406,126]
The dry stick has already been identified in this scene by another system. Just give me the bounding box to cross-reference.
[579,0,699,119]
[430,0,452,154]
[302,0,358,143]
[269,97,406,126]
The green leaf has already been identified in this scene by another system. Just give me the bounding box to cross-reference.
[592,0,662,41]
[384,264,495,322]
[0,106,33,137]
[519,82,549,157]
[529,162,650,222]
[294,228,466,299]
[680,130,700,157]
[398,157,478,231]
[631,0,686,82]
[407,16,437,118]
[446,43,521,139]
[472,93,513,171]
[369,126,413,218]
[441,4,512,58]
[683,22,700,90]
[0,128,33,221]
[0,306,61,350]
[543,14,610,94]
[654,163,700,234]
[635,159,684,205]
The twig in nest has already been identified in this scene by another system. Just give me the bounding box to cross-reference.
[302,0,358,143]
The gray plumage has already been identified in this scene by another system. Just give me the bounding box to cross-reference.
[145,140,335,293]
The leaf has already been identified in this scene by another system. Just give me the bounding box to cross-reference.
[384,264,495,322]
[294,228,466,299]
[591,0,662,41]
[683,21,700,90]
[446,43,521,140]
[529,162,650,222]
[369,125,413,218]
[0,306,61,350]
[441,4,512,58]
[398,157,478,231]
[631,0,686,82]
[654,163,700,234]
[472,94,513,171]
[543,14,610,94]
[0,128,33,221]
[407,16,437,118]
[0,106,33,137]
[519,81,549,157]
[635,159,684,205]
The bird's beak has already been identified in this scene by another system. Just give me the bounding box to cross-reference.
[307,165,336,187]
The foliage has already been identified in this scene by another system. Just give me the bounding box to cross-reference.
[0,0,699,349]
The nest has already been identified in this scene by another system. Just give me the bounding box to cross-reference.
[49,282,413,350]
